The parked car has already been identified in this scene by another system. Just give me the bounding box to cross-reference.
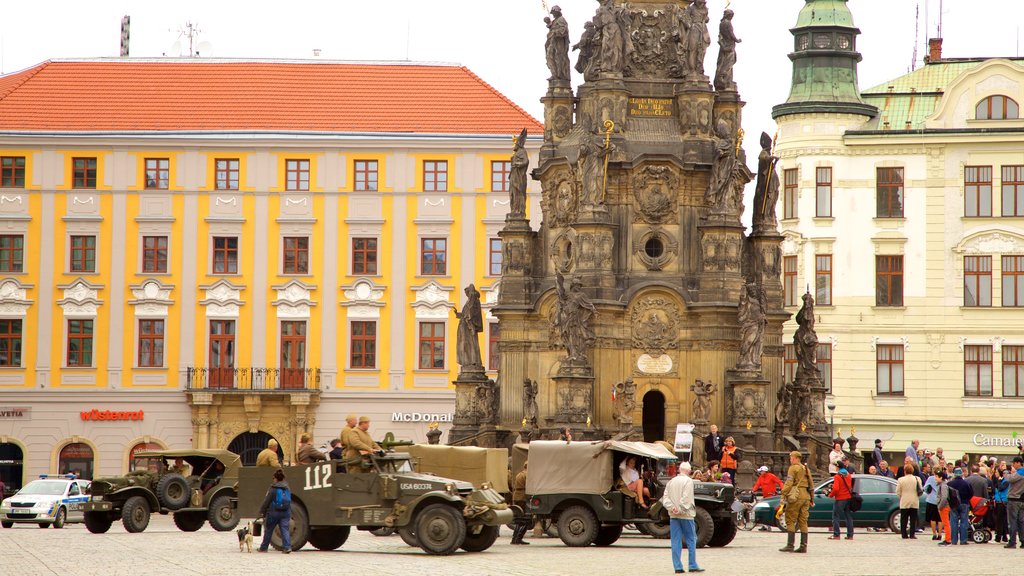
[0,474,91,528]
[752,473,926,532]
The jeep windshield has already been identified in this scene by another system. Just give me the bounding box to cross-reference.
[18,481,66,496]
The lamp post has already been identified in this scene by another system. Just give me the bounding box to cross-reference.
[826,399,836,441]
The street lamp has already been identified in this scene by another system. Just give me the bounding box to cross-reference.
[826,399,836,441]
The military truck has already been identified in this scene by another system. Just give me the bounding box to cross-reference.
[83,449,241,534]
[524,440,737,548]
[235,451,513,555]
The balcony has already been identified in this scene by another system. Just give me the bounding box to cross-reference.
[185,367,321,392]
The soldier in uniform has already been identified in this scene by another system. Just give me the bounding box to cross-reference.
[510,462,530,545]
[344,416,382,473]
[296,433,327,465]
[339,414,357,453]
[779,450,814,553]
[169,457,190,476]
[256,439,281,468]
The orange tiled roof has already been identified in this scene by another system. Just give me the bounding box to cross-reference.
[0,59,542,135]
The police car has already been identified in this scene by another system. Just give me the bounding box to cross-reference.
[0,474,91,528]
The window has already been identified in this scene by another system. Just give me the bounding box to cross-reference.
[964,166,992,217]
[817,343,832,393]
[976,95,1020,120]
[783,256,798,306]
[0,156,25,188]
[876,344,904,395]
[963,256,992,307]
[282,237,309,275]
[142,236,168,274]
[424,161,448,192]
[215,159,239,190]
[876,167,904,218]
[0,319,22,367]
[783,168,798,219]
[964,345,993,397]
[875,255,903,306]
[67,319,94,367]
[855,477,896,495]
[69,235,96,273]
[212,237,238,274]
[58,442,94,480]
[350,321,376,369]
[421,238,447,276]
[285,159,310,191]
[784,344,797,384]
[1002,346,1024,397]
[488,323,500,371]
[488,238,503,276]
[815,167,832,217]
[129,442,164,472]
[1002,166,1024,217]
[815,254,832,306]
[72,157,97,189]
[0,235,24,273]
[209,320,236,389]
[280,321,307,388]
[354,160,378,192]
[1003,256,1024,307]
[144,158,169,190]
[137,319,164,368]
[491,161,511,193]
[418,322,445,369]
[352,238,378,275]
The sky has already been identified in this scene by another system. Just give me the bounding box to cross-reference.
[2,0,1023,163]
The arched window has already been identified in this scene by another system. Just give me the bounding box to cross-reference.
[129,441,163,472]
[58,442,94,480]
[976,95,1020,120]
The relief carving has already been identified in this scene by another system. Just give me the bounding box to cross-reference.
[630,296,680,355]
[632,165,679,224]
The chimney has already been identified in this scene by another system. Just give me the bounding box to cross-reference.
[925,38,943,63]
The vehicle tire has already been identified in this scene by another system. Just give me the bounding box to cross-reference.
[634,522,651,536]
[173,511,206,532]
[156,474,190,511]
[121,496,151,533]
[370,526,397,537]
[84,511,113,534]
[888,510,900,533]
[207,494,240,531]
[52,507,67,529]
[308,526,350,551]
[557,505,599,547]
[270,502,309,552]
[693,507,713,548]
[593,524,623,547]
[415,503,467,556]
[775,512,787,531]
[38,522,49,528]
[460,524,500,552]
[643,520,671,539]
[543,518,559,538]
[398,526,418,547]
[0,521,12,529]
[708,518,738,547]
[972,529,987,544]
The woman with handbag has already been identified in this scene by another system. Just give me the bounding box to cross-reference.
[896,464,923,539]
[828,460,855,540]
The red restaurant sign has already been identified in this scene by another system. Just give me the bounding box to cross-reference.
[80,409,144,421]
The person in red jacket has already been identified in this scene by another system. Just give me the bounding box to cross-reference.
[828,461,855,540]
[752,466,784,497]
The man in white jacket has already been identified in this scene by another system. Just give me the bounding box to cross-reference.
[661,461,704,573]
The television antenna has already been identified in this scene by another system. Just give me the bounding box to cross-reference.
[164,21,209,57]
[911,4,919,71]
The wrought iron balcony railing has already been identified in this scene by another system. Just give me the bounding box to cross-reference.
[185,367,321,392]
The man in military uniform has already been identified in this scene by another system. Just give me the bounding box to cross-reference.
[779,450,814,553]
[510,461,530,545]
[344,416,382,473]
[169,457,190,476]
[339,414,357,453]
[256,439,281,468]
[296,433,327,465]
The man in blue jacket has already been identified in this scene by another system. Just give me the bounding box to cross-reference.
[947,468,974,545]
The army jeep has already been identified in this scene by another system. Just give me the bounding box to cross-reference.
[83,449,241,534]
[235,451,513,555]
[524,440,737,548]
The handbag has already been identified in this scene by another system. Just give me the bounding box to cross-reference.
[916,479,924,497]
[844,474,863,512]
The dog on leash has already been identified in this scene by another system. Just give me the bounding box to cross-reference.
[237,522,253,553]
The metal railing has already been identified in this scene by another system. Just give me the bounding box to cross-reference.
[185,367,321,392]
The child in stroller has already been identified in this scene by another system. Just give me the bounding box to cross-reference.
[967,496,993,543]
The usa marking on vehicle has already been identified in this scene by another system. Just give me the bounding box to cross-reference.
[400,483,433,491]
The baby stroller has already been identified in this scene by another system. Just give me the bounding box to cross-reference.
[967,496,992,543]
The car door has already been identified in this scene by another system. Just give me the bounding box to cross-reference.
[65,481,85,520]
[853,476,896,525]
[810,480,834,525]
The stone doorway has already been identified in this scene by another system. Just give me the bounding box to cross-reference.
[642,391,666,442]
[0,442,23,493]
[227,431,283,466]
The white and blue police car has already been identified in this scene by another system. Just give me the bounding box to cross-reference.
[0,474,91,528]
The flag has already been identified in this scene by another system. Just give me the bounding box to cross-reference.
[611,383,617,402]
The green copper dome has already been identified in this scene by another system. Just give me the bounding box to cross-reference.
[794,0,855,29]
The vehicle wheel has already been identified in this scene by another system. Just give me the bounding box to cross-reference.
[593,524,623,547]
[398,526,418,547]
[121,496,151,533]
[972,529,987,544]
[543,518,559,538]
[270,502,309,552]
[308,526,351,551]
[52,507,66,529]
[370,526,397,537]
[460,524,499,552]
[173,511,206,532]
[557,505,599,547]
[888,510,900,533]
[38,522,49,528]
[693,507,713,548]
[775,511,787,531]
[415,503,467,556]
[0,521,12,529]
[84,511,113,534]
[708,518,738,547]
[156,473,190,510]
[207,494,240,531]
[643,520,671,539]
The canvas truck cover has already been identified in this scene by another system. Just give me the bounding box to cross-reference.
[399,444,509,493]
[525,441,614,495]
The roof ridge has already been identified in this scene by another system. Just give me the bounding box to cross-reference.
[458,66,543,132]
[0,60,51,102]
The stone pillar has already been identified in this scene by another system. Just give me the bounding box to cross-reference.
[698,213,746,304]
[572,217,618,301]
[541,80,574,157]
[497,224,536,308]
[449,371,487,444]
[748,230,785,308]
[552,373,595,425]
[725,369,773,452]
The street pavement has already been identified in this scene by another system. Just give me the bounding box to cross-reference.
[1,516,1019,576]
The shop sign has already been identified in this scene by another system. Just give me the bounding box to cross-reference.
[972,432,1023,448]
[673,423,694,453]
[391,412,453,423]
[0,407,29,419]
[80,409,145,422]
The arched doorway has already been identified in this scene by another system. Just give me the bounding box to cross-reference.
[129,441,164,472]
[0,442,24,495]
[228,431,283,466]
[642,390,666,443]
[58,443,94,480]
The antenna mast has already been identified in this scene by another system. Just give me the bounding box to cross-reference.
[181,21,201,57]
[911,4,919,71]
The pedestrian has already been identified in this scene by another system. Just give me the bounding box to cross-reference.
[947,468,973,545]
[1003,456,1024,548]
[662,461,704,573]
[720,437,739,485]
[828,440,844,474]
[339,414,357,454]
[993,462,1009,543]
[704,424,724,465]
[560,427,573,442]
[872,439,884,472]
[345,416,382,472]
[877,460,894,478]
[966,465,990,500]
[257,469,292,554]
[896,464,922,539]
[923,469,942,540]
[935,472,952,546]
[935,447,945,463]
[510,461,530,545]
[296,432,327,465]
[752,465,783,532]
[828,460,854,540]
[256,439,281,468]
[906,440,921,466]
[327,439,344,461]
[779,450,814,554]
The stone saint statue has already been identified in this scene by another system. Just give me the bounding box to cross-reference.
[573,21,597,80]
[554,270,596,365]
[523,379,539,427]
[613,378,637,426]
[691,379,716,425]
[455,284,484,373]
[707,119,736,211]
[682,0,711,78]
[509,128,530,218]
[576,131,612,208]
[736,282,767,371]
[794,291,819,379]
[594,0,633,76]
[752,132,780,231]
[544,6,571,82]
[714,9,741,91]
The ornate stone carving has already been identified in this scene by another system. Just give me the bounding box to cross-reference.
[713,9,740,91]
[632,165,679,224]
[341,278,386,319]
[523,379,539,428]
[474,378,501,425]
[727,387,767,424]
[552,106,573,138]
[0,279,33,316]
[552,271,596,372]
[958,232,1024,255]
[410,281,455,319]
[624,7,672,78]
[509,128,530,219]
[575,231,613,270]
[736,282,767,372]
[57,279,104,317]
[630,296,680,355]
[700,233,741,272]
[542,170,579,229]
[593,0,634,77]
[691,379,716,426]
[501,239,532,276]
[544,6,571,83]
[271,280,317,319]
[199,280,244,318]
[556,378,593,423]
[455,284,485,376]
[612,377,636,426]
[634,228,678,271]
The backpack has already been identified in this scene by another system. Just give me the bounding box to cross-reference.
[946,485,961,509]
[271,486,291,512]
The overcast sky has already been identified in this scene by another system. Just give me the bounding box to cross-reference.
[2,0,1023,163]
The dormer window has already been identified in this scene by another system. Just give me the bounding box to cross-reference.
[976,95,1020,120]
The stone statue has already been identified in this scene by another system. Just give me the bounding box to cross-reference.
[509,128,530,218]
[714,9,741,91]
[455,284,484,373]
[691,379,716,425]
[613,378,637,426]
[736,282,767,371]
[475,378,500,425]
[794,291,819,379]
[594,0,633,76]
[554,270,596,365]
[544,6,571,83]
[682,0,711,78]
[707,119,736,211]
[573,21,597,81]
[775,382,793,429]
[752,132,780,231]
[523,379,539,428]
[575,131,613,209]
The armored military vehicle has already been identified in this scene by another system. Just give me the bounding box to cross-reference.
[83,449,241,534]
[235,451,512,555]
[524,440,737,548]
